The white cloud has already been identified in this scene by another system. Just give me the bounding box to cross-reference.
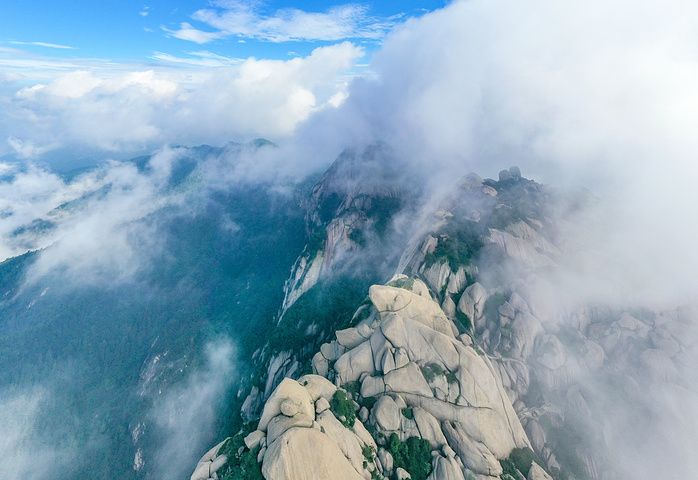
[165,2,396,44]
[148,341,236,480]
[10,41,75,49]
[161,22,225,44]
[1,43,362,155]
[150,50,242,67]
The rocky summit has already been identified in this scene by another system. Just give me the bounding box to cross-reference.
[189,157,696,480]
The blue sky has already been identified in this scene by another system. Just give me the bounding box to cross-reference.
[1,1,446,75]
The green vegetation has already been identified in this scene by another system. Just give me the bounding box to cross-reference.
[420,363,445,383]
[348,228,367,247]
[387,276,415,291]
[362,444,376,461]
[454,308,472,333]
[218,431,264,480]
[500,447,544,479]
[361,395,378,411]
[269,275,372,354]
[365,196,402,237]
[0,164,311,480]
[330,389,356,428]
[387,434,433,480]
[317,192,343,225]
[482,292,507,324]
[401,408,414,420]
[424,218,484,269]
[342,380,361,398]
[446,372,458,384]
[305,229,327,258]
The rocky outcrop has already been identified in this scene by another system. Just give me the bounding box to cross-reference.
[190,439,230,480]
[194,169,698,480]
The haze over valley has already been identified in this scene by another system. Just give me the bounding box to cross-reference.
[1,1,698,480]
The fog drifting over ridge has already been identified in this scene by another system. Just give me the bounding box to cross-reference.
[4,0,698,304]
[2,2,698,479]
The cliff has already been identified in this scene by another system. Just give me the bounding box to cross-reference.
[190,162,696,480]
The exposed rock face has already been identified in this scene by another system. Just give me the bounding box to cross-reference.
[190,439,230,480]
[262,428,365,480]
[369,285,456,338]
[194,170,697,480]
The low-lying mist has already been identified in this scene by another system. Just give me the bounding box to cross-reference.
[2,0,698,479]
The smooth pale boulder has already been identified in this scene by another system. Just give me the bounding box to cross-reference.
[413,407,448,448]
[336,327,366,349]
[442,421,502,476]
[210,455,228,475]
[371,395,401,431]
[396,467,411,480]
[447,267,468,295]
[258,378,315,432]
[280,399,301,417]
[361,375,386,398]
[509,312,545,360]
[411,279,433,299]
[369,285,455,338]
[244,430,265,450]
[423,262,452,298]
[190,462,211,480]
[380,314,460,372]
[198,438,228,464]
[316,410,367,473]
[487,230,556,268]
[427,455,467,480]
[298,374,337,402]
[312,351,329,377]
[458,283,487,329]
[384,362,433,397]
[315,397,330,414]
[262,428,364,480]
[442,295,457,321]
[335,340,375,385]
[267,413,314,444]
[528,462,554,480]
[379,448,394,475]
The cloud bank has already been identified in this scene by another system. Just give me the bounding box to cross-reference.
[1,42,362,157]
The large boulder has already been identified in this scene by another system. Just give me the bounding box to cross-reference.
[427,455,467,480]
[258,378,315,432]
[487,230,556,268]
[334,340,376,385]
[371,395,401,431]
[413,407,448,448]
[315,410,369,473]
[380,314,461,371]
[384,362,433,397]
[266,413,314,444]
[442,421,503,476]
[370,285,455,338]
[458,283,487,330]
[262,428,364,480]
[528,462,554,480]
[509,312,545,361]
[298,374,337,402]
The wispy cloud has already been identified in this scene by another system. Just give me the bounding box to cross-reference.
[10,41,75,50]
[164,2,399,44]
[140,5,151,17]
[161,22,225,44]
[150,50,242,67]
